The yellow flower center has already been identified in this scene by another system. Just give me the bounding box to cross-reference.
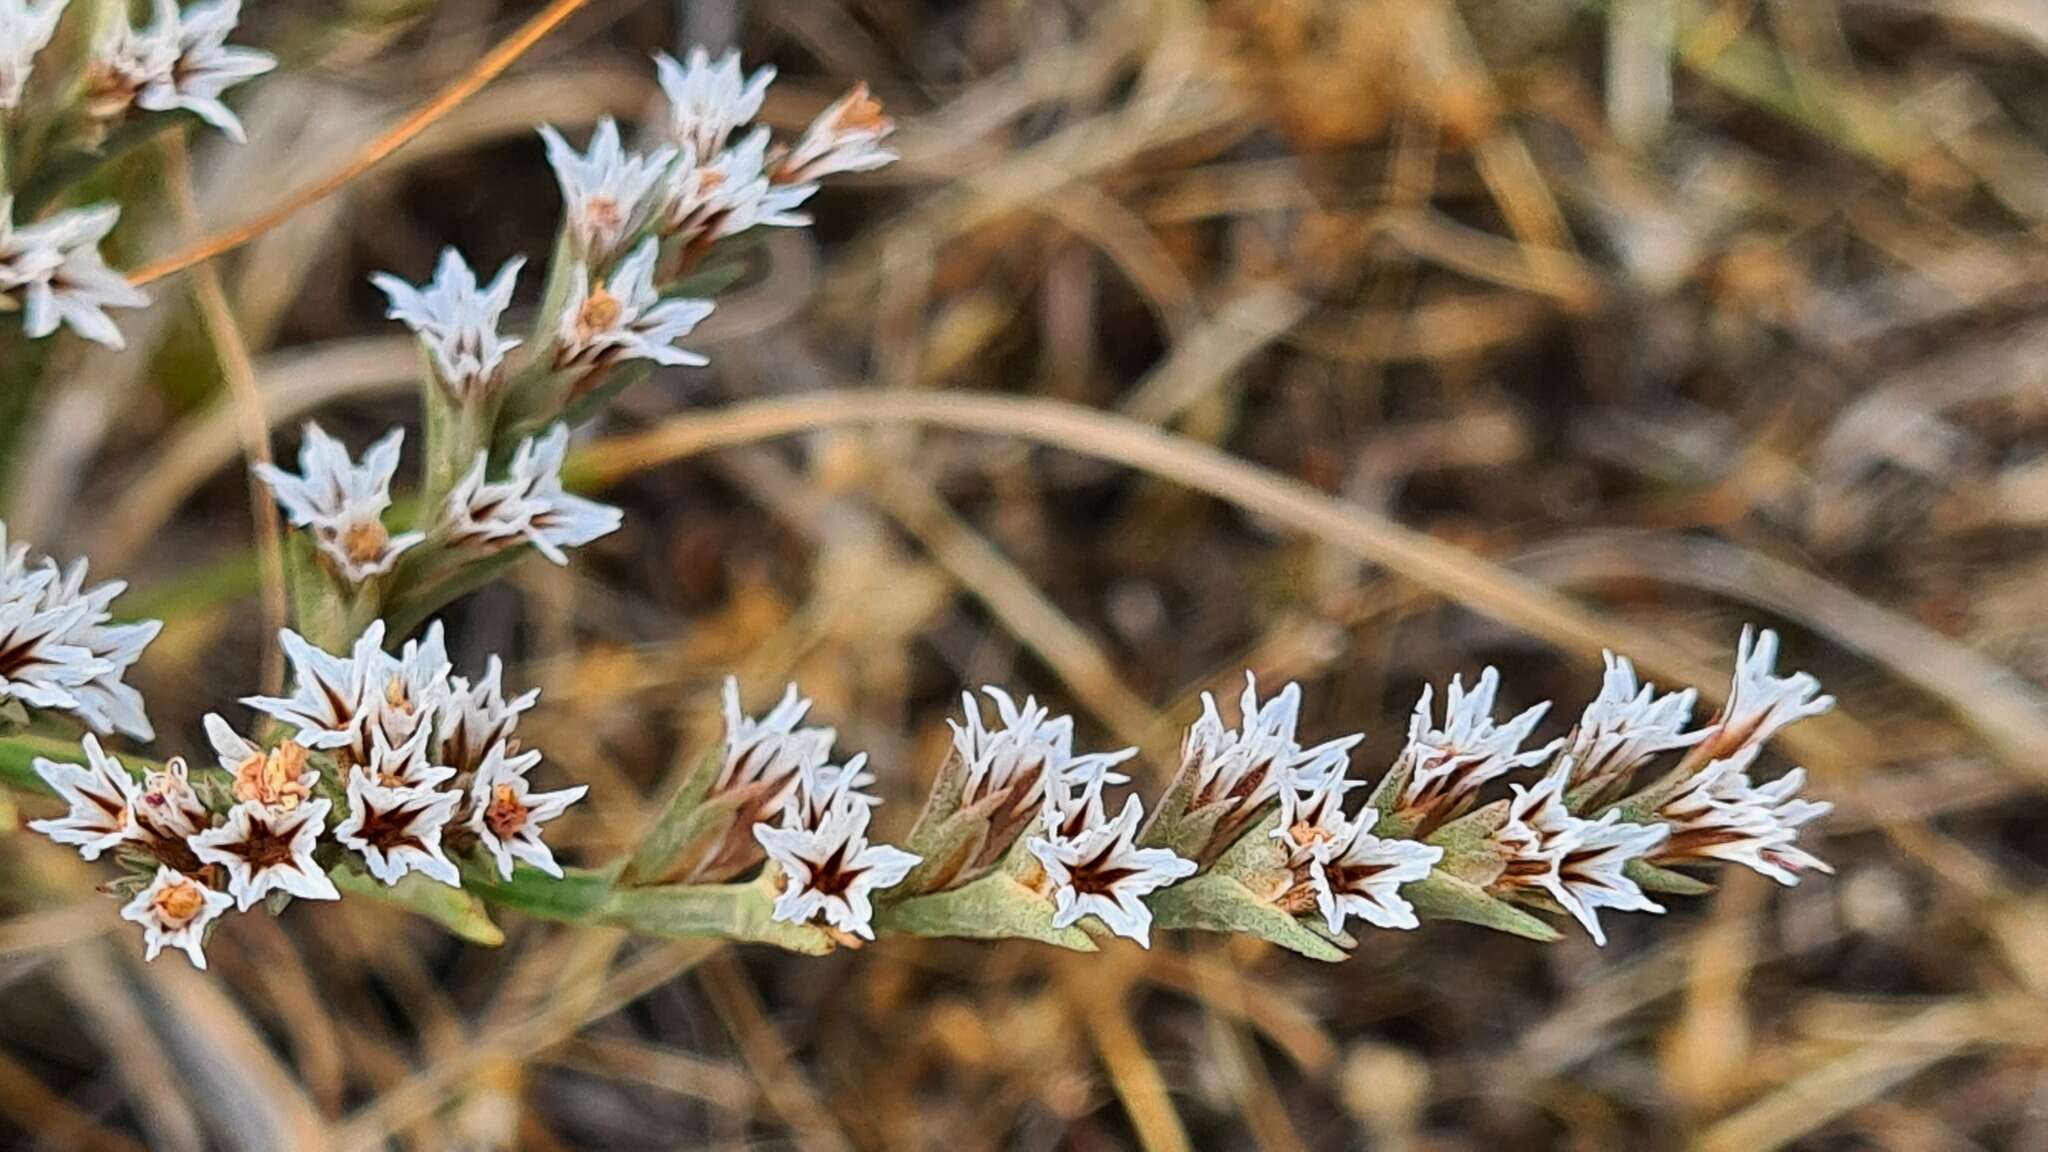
[153,880,206,926]
[579,284,623,336]
[340,519,389,565]
[234,741,313,811]
[486,784,529,839]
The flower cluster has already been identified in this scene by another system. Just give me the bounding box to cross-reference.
[87,0,274,143]
[29,621,579,967]
[0,34,1842,971]
[0,0,271,349]
[0,521,160,739]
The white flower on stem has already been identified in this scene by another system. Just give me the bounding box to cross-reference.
[1272,770,1437,934]
[93,0,274,141]
[437,656,538,776]
[787,751,877,828]
[190,798,339,911]
[1493,762,1667,946]
[1271,767,1361,862]
[335,773,462,888]
[1698,627,1835,760]
[1563,651,1704,803]
[955,686,1134,833]
[554,238,714,371]
[203,713,317,811]
[352,620,453,758]
[6,203,148,348]
[467,742,585,880]
[370,249,524,402]
[242,623,393,752]
[0,574,103,718]
[1303,810,1441,935]
[0,523,162,739]
[442,424,623,565]
[120,867,232,969]
[659,129,816,249]
[755,789,919,941]
[1390,668,1560,831]
[1029,794,1196,947]
[539,119,675,265]
[654,47,774,161]
[252,424,423,585]
[1652,746,1833,886]
[131,756,210,843]
[1173,675,1362,858]
[775,83,897,185]
[355,720,453,791]
[0,0,65,111]
[27,735,138,860]
[717,679,834,799]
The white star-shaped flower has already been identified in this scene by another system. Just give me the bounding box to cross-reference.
[1700,627,1835,760]
[654,46,773,161]
[120,867,233,969]
[466,741,585,880]
[1494,762,1667,946]
[442,424,623,565]
[539,118,675,265]
[27,734,138,860]
[658,128,816,249]
[92,0,274,142]
[1653,746,1833,886]
[6,203,148,348]
[1563,651,1705,802]
[755,790,920,941]
[0,578,102,717]
[38,561,161,741]
[251,424,423,585]
[955,687,1134,826]
[1302,809,1441,934]
[370,248,524,402]
[786,750,878,828]
[0,0,66,111]
[1171,674,1361,859]
[130,755,210,843]
[355,719,454,791]
[352,620,453,758]
[554,238,714,371]
[190,797,340,911]
[1390,667,1561,831]
[0,522,161,739]
[775,83,897,185]
[1271,769,1436,934]
[241,622,392,752]
[1028,794,1197,948]
[437,655,538,776]
[335,773,462,888]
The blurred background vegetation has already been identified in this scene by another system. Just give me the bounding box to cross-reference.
[5,0,2048,1148]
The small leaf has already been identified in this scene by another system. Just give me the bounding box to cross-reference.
[603,872,835,955]
[1402,872,1561,942]
[878,870,1098,952]
[895,806,991,898]
[1424,800,1510,886]
[1626,857,1714,897]
[619,749,724,886]
[1146,874,1349,962]
[334,867,505,946]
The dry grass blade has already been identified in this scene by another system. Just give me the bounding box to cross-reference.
[1513,530,2048,785]
[583,390,1845,771]
[1696,998,2041,1152]
[164,135,289,695]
